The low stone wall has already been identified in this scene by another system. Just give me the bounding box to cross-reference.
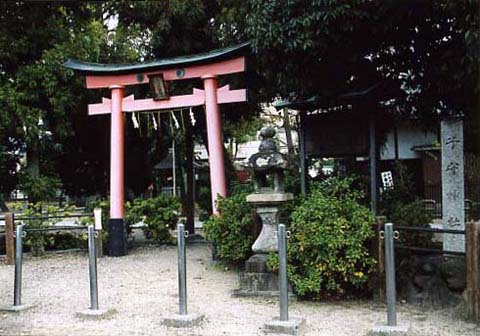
[397,253,465,307]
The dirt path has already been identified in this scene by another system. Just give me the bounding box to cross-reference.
[0,244,477,336]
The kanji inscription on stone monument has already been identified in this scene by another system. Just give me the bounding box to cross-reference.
[441,118,465,252]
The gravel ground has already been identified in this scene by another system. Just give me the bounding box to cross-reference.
[0,244,478,336]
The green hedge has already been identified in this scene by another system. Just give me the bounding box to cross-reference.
[127,195,180,244]
[203,176,376,298]
[203,193,255,265]
[270,176,376,297]
[87,195,180,248]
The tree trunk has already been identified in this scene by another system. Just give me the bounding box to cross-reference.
[26,140,40,179]
[283,108,295,156]
[26,139,41,203]
[0,195,9,211]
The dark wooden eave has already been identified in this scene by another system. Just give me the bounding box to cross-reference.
[64,42,250,75]
[274,81,401,111]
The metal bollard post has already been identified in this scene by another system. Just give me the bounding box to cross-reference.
[14,224,24,306]
[160,223,204,327]
[384,223,397,326]
[367,224,409,335]
[177,223,187,315]
[278,224,289,321]
[88,225,99,310]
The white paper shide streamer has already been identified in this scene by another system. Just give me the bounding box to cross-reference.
[132,113,139,129]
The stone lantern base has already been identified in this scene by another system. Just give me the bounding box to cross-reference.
[232,254,280,297]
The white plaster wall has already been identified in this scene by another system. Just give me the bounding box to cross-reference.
[380,122,437,160]
[194,128,298,162]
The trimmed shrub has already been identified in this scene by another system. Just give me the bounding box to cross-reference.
[203,193,255,265]
[14,202,75,256]
[18,174,60,203]
[391,200,433,248]
[127,195,180,244]
[379,162,434,248]
[271,176,376,297]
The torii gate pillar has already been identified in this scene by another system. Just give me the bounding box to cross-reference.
[203,75,227,213]
[109,85,127,256]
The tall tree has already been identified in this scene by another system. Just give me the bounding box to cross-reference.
[218,0,479,146]
[0,1,142,202]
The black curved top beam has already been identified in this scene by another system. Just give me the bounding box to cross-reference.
[64,42,250,75]
[274,81,402,111]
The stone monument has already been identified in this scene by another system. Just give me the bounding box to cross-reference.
[441,118,465,253]
[233,126,293,297]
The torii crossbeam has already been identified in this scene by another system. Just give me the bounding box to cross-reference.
[64,42,249,256]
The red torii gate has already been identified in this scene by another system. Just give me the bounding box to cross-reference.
[65,43,249,256]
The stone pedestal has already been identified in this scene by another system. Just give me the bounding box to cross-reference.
[264,317,306,335]
[367,324,411,336]
[76,308,117,320]
[233,254,279,297]
[252,206,280,253]
[161,313,204,328]
[233,254,295,297]
[0,304,36,313]
[246,193,293,254]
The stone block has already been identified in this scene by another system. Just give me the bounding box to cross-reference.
[232,289,280,298]
[264,317,306,335]
[245,254,270,273]
[161,313,204,328]
[76,308,117,320]
[0,304,36,313]
[366,324,411,336]
[235,272,279,296]
[439,256,466,291]
[246,193,293,203]
[234,254,295,298]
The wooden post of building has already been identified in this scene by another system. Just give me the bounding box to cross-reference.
[376,216,386,302]
[5,212,15,265]
[466,220,480,321]
[299,110,307,196]
[369,110,378,215]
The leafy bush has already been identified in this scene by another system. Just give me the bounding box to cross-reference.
[391,201,433,248]
[272,176,375,297]
[127,195,181,244]
[18,174,60,203]
[229,180,254,195]
[86,195,180,249]
[14,202,74,256]
[44,232,87,251]
[379,162,433,248]
[203,193,255,265]
[197,186,212,220]
[379,161,416,218]
[283,158,302,194]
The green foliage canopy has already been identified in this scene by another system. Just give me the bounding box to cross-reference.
[203,193,255,264]
[127,195,181,244]
[220,1,479,131]
[278,177,376,297]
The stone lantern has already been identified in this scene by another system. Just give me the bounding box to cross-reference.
[234,126,293,297]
